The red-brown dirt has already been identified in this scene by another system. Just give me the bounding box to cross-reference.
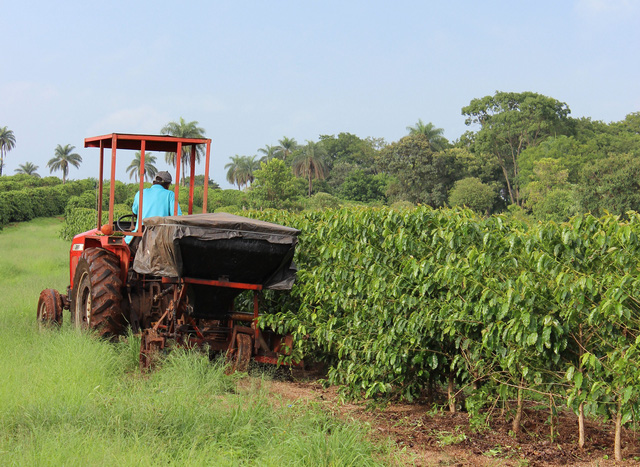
[247,370,640,466]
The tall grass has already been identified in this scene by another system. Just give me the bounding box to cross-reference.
[0,218,395,466]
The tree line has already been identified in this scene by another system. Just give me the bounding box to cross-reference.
[223,91,640,221]
[3,90,639,220]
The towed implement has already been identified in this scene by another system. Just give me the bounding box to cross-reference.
[37,133,300,371]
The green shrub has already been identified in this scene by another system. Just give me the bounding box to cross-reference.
[244,205,640,438]
[302,192,342,211]
[207,189,248,212]
[60,205,132,240]
[0,179,96,229]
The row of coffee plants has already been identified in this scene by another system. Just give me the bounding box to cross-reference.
[249,206,640,459]
[0,174,62,192]
[59,205,134,240]
[0,177,95,229]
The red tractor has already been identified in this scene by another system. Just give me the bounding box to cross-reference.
[37,133,299,371]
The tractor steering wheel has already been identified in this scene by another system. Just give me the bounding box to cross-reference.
[116,214,137,233]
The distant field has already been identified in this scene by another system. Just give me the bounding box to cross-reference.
[0,218,393,466]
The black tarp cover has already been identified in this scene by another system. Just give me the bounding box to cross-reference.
[132,212,300,289]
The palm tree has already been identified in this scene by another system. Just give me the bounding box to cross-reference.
[237,155,261,187]
[275,137,298,160]
[14,162,39,177]
[160,117,206,182]
[126,151,158,182]
[47,144,82,184]
[0,127,16,177]
[225,155,261,190]
[257,144,278,162]
[406,119,448,151]
[225,155,244,190]
[292,141,328,197]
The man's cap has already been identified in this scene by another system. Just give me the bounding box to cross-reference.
[155,171,172,183]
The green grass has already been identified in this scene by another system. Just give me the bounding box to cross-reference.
[0,218,395,466]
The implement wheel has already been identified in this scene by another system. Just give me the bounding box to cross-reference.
[227,333,252,374]
[70,248,125,338]
[139,329,164,371]
[37,289,63,327]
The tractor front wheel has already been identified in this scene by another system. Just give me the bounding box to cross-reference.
[70,248,125,338]
[37,288,63,328]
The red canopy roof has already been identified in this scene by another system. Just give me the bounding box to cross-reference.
[84,133,211,153]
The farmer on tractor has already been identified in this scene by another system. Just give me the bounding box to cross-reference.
[127,170,182,246]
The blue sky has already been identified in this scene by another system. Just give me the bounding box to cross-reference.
[2,0,639,188]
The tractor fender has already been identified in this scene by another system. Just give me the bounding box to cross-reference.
[69,230,131,288]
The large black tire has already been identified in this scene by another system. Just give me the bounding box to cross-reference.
[70,248,125,338]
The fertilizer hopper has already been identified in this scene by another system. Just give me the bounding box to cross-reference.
[133,212,299,319]
[131,212,300,371]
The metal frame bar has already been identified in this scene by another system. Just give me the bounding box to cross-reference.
[108,134,117,226]
[188,145,196,215]
[174,142,182,215]
[203,141,211,213]
[136,139,146,235]
[182,277,263,291]
[97,142,104,229]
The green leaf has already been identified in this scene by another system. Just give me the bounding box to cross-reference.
[574,372,583,390]
[430,353,438,369]
[566,366,575,382]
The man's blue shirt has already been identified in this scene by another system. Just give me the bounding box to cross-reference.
[126,184,182,243]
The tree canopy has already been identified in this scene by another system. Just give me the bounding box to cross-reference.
[292,141,328,197]
[213,92,639,220]
[14,162,39,177]
[406,119,449,151]
[0,127,16,177]
[47,144,82,184]
[160,117,206,180]
[462,91,571,206]
[126,152,158,182]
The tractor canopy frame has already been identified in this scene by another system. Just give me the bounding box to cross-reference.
[84,133,212,237]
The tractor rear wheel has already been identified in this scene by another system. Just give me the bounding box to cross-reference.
[70,248,125,338]
[37,288,63,328]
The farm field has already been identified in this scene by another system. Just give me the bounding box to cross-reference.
[4,216,640,466]
[0,218,395,466]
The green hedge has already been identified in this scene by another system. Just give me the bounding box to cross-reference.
[0,174,63,192]
[60,204,133,241]
[0,179,96,229]
[242,206,640,443]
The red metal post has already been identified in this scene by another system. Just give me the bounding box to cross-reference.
[174,142,182,215]
[203,141,211,213]
[254,291,260,351]
[97,141,104,229]
[188,145,196,215]
[137,139,146,234]
[108,135,117,226]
